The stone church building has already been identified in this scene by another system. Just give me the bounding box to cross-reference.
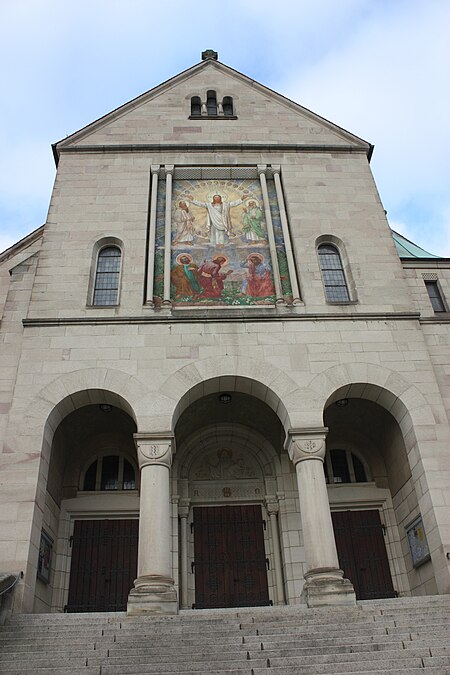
[1,51,449,617]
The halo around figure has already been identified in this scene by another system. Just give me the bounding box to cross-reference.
[244,198,260,208]
[176,253,193,265]
[212,254,229,265]
[247,252,265,263]
[206,191,229,203]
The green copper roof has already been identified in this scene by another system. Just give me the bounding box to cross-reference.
[392,231,440,259]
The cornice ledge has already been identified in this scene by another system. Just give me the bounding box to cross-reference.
[22,311,421,328]
[419,315,450,324]
[57,143,369,155]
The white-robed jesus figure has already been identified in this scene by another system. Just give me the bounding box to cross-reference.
[186,193,243,245]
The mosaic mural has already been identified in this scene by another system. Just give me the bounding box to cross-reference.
[166,178,281,306]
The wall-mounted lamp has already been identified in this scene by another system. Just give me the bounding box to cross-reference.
[335,398,349,408]
[99,403,112,413]
[219,393,232,404]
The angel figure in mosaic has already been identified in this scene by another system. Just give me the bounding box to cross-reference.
[173,201,196,245]
[242,200,266,242]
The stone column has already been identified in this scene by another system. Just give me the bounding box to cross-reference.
[271,166,301,304]
[258,165,284,304]
[145,165,160,306]
[285,428,356,607]
[127,433,178,615]
[265,498,285,605]
[163,165,174,306]
[178,501,190,609]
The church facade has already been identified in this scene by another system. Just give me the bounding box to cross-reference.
[1,51,449,616]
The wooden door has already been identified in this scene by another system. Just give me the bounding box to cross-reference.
[66,519,138,612]
[332,510,396,600]
[193,505,269,609]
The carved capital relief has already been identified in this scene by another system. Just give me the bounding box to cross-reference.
[134,433,174,470]
[265,499,279,516]
[150,164,161,176]
[285,428,328,466]
[257,164,268,177]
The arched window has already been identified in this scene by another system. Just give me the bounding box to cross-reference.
[190,96,201,116]
[318,244,350,302]
[324,449,369,484]
[206,90,217,116]
[222,96,233,116]
[93,246,121,306]
[82,455,136,491]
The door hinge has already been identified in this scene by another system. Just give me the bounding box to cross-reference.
[191,561,195,573]
[265,558,270,570]
[190,522,194,533]
[69,535,73,547]
[381,524,387,536]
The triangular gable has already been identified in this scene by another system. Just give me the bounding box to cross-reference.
[0,225,44,269]
[54,59,372,161]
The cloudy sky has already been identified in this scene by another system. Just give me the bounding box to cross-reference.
[1,0,449,255]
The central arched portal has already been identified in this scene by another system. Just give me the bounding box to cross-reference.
[173,388,285,610]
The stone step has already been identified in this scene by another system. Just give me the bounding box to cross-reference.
[251,669,448,675]
[0,672,112,675]
[251,633,446,650]
[96,657,426,675]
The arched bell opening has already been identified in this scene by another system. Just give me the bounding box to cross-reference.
[172,387,287,610]
[324,386,436,600]
[34,391,138,614]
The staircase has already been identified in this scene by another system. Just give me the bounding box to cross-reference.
[0,596,449,674]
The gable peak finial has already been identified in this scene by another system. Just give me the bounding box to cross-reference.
[202,49,218,61]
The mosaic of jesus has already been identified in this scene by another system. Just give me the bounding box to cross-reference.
[171,178,276,306]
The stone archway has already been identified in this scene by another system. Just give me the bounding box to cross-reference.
[10,367,146,614]
[315,366,449,596]
[173,387,286,610]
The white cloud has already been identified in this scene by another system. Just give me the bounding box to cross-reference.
[278,0,450,255]
[0,0,448,256]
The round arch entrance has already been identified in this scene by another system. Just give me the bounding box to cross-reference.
[323,383,438,600]
[33,389,139,613]
[173,387,286,610]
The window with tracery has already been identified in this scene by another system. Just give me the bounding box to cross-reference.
[190,96,201,116]
[425,280,446,312]
[82,455,136,491]
[206,90,217,116]
[92,246,121,306]
[189,93,236,118]
[222,96,234,116]
[318,244,350,303]
[324,449,369,484]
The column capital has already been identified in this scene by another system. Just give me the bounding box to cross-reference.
[265,498,279,516]
[164,164,174,176]
[134,432,175,470]
[285,427,328,465]
[257,164,268,176]
[151,164,161,176]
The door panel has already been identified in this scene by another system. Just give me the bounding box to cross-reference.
[67,519,138,612]
[332,510,396,600]
[193,505,269,609]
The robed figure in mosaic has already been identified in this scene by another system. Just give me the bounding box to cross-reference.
[186,194,244,245]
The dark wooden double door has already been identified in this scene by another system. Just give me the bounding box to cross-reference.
[332,510,396,600]
[193,505,269,609]
[67,519,138,612]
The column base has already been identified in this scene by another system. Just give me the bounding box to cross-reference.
[302,567,356,608]
[127,575,178,616]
